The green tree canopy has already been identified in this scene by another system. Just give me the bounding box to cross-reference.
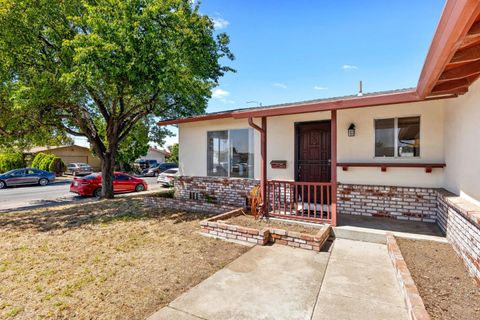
[166,143,178,164]
[0,0,233,197]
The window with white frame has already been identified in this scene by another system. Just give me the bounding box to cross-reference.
[374,116,420,157]
[207,129,254,178]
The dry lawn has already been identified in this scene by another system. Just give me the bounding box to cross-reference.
[0,198,249,319]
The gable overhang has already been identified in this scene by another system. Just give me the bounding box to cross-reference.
[417,0,480,98]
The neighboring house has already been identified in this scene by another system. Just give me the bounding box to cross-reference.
[158,1,480,283]
[26,145,101,171]
[138,147,170,163]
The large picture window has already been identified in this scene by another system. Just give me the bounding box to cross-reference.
[207,129,254,178]
[375,116,420,157]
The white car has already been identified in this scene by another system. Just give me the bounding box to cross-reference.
[156,168,179,187]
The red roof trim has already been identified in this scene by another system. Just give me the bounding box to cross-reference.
[232,90,420,119]
[416,0,480,98]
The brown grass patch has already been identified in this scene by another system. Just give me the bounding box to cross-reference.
[397,238,480,320]
[0,198,249,319]
[226,214,321,235]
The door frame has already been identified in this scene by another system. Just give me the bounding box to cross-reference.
[294,120,332,182]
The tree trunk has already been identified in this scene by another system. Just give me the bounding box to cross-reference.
[101,151,116,199]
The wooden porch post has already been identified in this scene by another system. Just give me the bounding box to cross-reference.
[331,110,337,226]
[248,117,267,214]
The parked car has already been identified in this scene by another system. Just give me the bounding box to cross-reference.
[70,172,148,197]
[0,168,55,189]
[156,168,179,187]
[65,163,93,176]
[142,162,177,177]
[134,159,158,170]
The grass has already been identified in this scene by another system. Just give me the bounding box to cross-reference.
[0,198,249,319]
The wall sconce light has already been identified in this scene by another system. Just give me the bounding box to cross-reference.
[348,123,356,137]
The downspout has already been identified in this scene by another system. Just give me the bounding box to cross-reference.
[248,117,267,215]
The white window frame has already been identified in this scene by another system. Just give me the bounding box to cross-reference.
[373,116,421,158]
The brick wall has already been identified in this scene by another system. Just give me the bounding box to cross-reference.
[144,196,238,214]
[436,189,480,285]
[175,176,259,207]
[337,184,438,223]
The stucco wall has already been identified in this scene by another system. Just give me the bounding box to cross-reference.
[337,99,446,187]
[444,81,480,205]
[179,99,446,188]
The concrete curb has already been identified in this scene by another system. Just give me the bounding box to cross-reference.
[386,233,430,320]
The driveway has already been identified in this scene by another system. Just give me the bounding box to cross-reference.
[149,239,408,320]
[0,176,163,212]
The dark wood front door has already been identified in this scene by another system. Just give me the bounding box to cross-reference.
[296,121,331,183]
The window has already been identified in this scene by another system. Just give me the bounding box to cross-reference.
[375,116,420,157]
[207,129,254,178]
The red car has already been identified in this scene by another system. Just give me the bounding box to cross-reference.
[70,172,148,197]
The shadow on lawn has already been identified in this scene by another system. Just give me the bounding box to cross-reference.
[0,198,210,232]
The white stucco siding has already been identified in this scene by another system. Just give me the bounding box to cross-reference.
[444,80,480,205]
[337,99,446,187]
[178,99,446,188]
[178,118,261,178]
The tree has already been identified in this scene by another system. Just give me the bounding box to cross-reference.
[166,143,179,164]
[0,0,233,198]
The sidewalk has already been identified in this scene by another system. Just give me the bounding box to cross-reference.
[148,239,408,320]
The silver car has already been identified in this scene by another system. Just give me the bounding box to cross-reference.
[0,168,55,189]
[66,163,92,176]
[156,168,179,186]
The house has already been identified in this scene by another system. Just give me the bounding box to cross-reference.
[137,147,170,164]
[157,0,480,284]
[26,145,101,171]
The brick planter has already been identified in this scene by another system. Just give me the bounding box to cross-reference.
[386,234,430,320]
[200,209,331,251]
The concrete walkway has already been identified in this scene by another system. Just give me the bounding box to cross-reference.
[312,239,408,320]
[148,239,408,320]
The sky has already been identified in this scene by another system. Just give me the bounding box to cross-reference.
[76,0,446,148]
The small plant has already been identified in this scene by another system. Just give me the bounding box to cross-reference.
[201,191,217,204]
[31,152,47,169]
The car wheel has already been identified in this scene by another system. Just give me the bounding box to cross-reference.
[39,178,49,186]
[94,188,102,198]
[135,184,145,192]
[0,180,5,189]
[154,172,159,177]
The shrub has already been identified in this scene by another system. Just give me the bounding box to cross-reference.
[0,152,24,173]
[39,154,55,171]
[48,157,66,175]
[31,152,47,169]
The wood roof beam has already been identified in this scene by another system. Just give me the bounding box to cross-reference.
[432,74,479,93]
[451,44,480,63]
[430,86,469,96]
[439,59,480,80]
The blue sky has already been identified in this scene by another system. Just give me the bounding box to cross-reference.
[77,0,446,147]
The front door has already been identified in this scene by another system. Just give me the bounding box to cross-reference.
[296,121,331,183]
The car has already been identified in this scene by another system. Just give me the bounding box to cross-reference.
[0,168,55,189]
[70,172,148,197]
[156,168,179,187]
[141,162,177,177]
[66,163,93,176]
[134,159,158,170]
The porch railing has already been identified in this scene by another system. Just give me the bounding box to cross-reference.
[266,180,333,224]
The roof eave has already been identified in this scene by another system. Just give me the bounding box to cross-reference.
[416,0,480,98]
